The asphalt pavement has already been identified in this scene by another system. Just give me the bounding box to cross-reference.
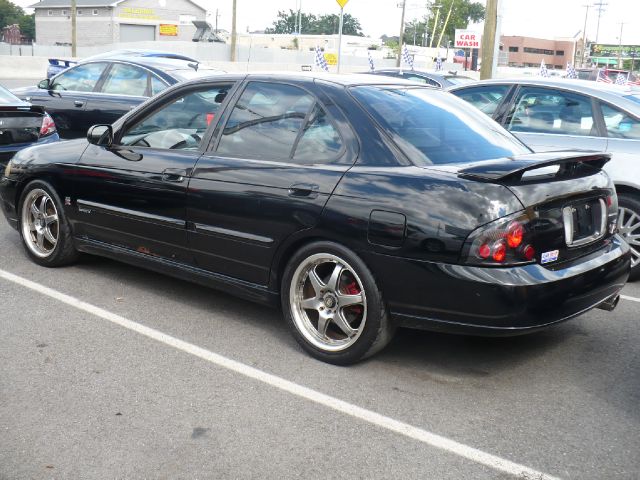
[1,210,639,479]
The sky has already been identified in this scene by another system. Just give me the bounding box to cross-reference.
[15,0,640,45]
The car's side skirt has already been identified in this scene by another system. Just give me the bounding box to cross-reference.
[74,237,279,307]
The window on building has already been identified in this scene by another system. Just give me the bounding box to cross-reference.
[507,87,596,137]
[555,50,564,56]
[523,47,554,55]
[121,84,234,150]
[217,82,319,162]
[61,10,67,16]
[47,9,53,16]
[508,46,519,52]
[600,103,640,140]
[93,9,99,15]
[77,9,83,15]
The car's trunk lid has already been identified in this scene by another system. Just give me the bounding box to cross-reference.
[0,105,45,147]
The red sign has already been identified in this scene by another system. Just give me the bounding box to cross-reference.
[454,29,481,49]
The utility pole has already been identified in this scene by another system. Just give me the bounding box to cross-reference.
[593,1,607,45]
[214,8,220,34]
[480,0,498,80]
[71,0,77,57]
[617,22,624,69]
[297,0,302,35]
[580,5,589,67]
[396,0,407,67]
[230,0,237,62]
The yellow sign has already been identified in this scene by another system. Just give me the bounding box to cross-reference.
[159,24,178,36]
[324,53,338,65]
[118,7,159,20]
[336,0,349,8]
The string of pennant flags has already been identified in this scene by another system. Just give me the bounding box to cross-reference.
[539,59,640,86]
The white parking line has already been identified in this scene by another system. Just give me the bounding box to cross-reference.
[621,295,640,303]
[0,268,559,480]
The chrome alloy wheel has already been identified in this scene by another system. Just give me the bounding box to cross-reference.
[289,253,367,352]
[618,206,640,268]
[21,188,59,258]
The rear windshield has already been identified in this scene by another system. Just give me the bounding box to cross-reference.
[445,76,474,85]
[0,85,20,104]
[350,85,529,165]
[170,68,222,82]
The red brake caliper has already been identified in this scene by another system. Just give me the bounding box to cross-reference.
[344,281,363,315]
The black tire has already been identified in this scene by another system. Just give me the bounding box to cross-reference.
[281,241,395,365]
[618,193,640,281]
[18,180,79,267]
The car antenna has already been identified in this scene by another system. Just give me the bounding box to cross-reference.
[188,61,199,71]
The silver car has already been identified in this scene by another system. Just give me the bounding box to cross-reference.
[449,78,640,279]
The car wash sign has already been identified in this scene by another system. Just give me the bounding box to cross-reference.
[455,30,481,49]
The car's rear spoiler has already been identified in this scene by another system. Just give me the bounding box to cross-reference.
[457,151,611,184]
[48,58,77,68]
[0,105,46,115]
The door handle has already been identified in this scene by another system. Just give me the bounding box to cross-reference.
[162,168,187,183]
[288,183,319,198]
[74,100,85,108]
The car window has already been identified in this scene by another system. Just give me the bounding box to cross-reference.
[0,85,20,104]
[600,103,640,140]
[350,86,529,166]
[120,83,233,150]
[403,75,428,85]
[293,104,343,163]
[150,75,168,96]
[100,63,150,97]
[51,62,107,92]
[452,85,509,116]
[216,82,314,161]
[508,87,596,136]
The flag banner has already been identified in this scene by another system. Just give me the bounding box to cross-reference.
[615,73,628,85]
[402,44,414,70]
[539,60,549,77]
[314,46,329,72]
[597,69,613,83]
[368,51,375,72]
[566,63,578,79]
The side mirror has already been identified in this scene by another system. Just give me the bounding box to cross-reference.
[37,78,51,90]
[87,124,113,147]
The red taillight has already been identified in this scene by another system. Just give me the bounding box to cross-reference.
[491,241,507,262]
[478,243,491,259]
[206,113,215,125]
[506,221,523,248]
[40,114,56,137]
[522,244,536,261]
[606,195,613,207]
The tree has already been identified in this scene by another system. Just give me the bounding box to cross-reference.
[265,10,364,36]
[0,0,35,41]
[403,18,428,46]
[18,13,34,40]
[427,0,485,47]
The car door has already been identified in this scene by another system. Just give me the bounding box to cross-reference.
[25,62,109,139]
[72,81,236,265]
[186,79,356,286]
[83,62,170,129]
[597,101,640,187]
[502,86,606,153]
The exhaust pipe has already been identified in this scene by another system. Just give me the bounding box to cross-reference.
[597,294,620,312]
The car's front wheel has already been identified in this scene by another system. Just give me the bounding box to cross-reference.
[618,193,640,281]
[282,241,395,364]
[19,180,78,267]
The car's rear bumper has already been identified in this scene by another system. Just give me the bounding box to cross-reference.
[367,236,631,335]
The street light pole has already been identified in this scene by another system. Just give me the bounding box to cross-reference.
[337,6,344,73]
[396,1,407,67]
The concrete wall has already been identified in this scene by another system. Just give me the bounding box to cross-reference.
[35,7,114,47]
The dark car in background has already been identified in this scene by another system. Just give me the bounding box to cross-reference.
[1,73,630,364]
[46,49,200,78]
[449,78,640,279]
[13,53,221,139]
[0,84,58,170]
[364,68,474,88]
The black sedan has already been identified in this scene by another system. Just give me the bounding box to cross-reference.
[13,53,220,139]
[0,73,630,364]
[364,68,474,88]
[0,83,59,170]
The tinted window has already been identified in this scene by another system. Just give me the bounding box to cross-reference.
[217,82,314,161]
[293,104,343,163]
[351,86,529,165]
[101,63,149,96]
[600,103,640,140]
[151,75,168,96]
[120,84,233,150]
[452,85,509,115]
[445,76,473,86]
[51,62,107,92]
[0,85,20,104]
[508,87,596,136]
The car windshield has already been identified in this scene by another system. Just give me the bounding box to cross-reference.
[445,76,474,85]
[350,85,529,165]
[0,85,20,104]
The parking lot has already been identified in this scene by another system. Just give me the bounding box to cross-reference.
[1,204,639,479]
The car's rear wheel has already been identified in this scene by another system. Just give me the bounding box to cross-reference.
[618,193,640,281]
[282,241,395,364]
[19,180,78,267]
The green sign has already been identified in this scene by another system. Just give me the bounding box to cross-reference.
[589,44,640,59]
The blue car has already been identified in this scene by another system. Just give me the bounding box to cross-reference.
[0,84,59,170]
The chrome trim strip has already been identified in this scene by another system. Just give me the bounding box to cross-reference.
[193,222,273,245]
[76,199,185,228]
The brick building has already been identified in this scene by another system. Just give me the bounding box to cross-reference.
[1,24,24,44]
[29,0,206,46]
[500,35,576,69]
